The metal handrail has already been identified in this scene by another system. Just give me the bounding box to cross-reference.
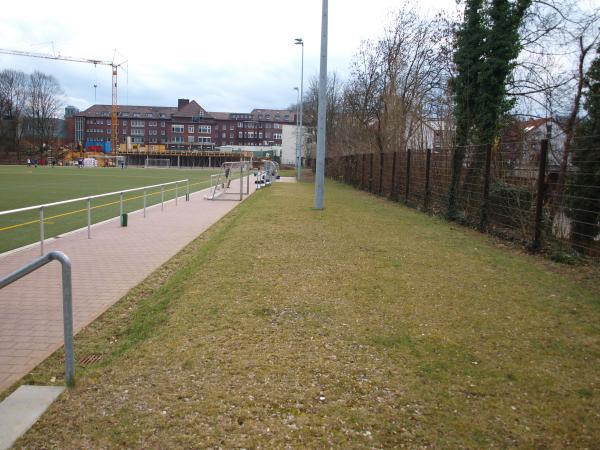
[0,179,189,216]
[0,179,191,255]
[0,251,75,387]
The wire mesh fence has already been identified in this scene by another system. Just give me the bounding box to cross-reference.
[323,137,600,260]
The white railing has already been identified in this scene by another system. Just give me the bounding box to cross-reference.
[0,179,190,255]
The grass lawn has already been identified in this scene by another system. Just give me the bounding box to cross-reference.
[0,165,221,253]
[11,180,600,448]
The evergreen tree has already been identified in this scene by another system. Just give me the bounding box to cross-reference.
[570,45,600,252]
[447,0,530,219]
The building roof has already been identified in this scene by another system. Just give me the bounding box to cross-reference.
[251,108,295,122]
[77,101,295,122]
[80,104,178,118]
[171,100,207,118]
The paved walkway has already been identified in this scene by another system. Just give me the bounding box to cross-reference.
[0,177,257,392]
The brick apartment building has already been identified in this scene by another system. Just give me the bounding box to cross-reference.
[72,99,295,150]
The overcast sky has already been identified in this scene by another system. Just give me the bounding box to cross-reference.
[1,0,458,115]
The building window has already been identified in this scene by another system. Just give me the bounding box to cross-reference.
[131,120,144,127]
[188,125,195,133]
[122,112,130,117]
[87,120,93,125]
[238,132,243,138]
[274,123,282,129]
[150,138,157,143]
[100,111,109,117]
[222,132,226,138]
[161,121,165,127]
[188,136,194,143]
[133,113,141,118]
[131,129,144,136]
[132,137,143,143]
[259,132,263,138]
[229,133,234,138]
[159,113,166,118]
[274,133,282,140]
[266,123,272,128]
[107,120,111,126]
[173,136,183,143]
[284,115,290,121]
[265,114,270,119]
[237,122,244,128]
[161,130,165,135]
[122,129,127,135]
[149,130,157,135]
[146,113,153,118]
[230,125,234,130]
[122,120,127,126]
[149,121,157,127]
[199,125,211,133]
[198,136,211,143]
[172,125,184,133]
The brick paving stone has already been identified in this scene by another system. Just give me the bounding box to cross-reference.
[0,179,257,392]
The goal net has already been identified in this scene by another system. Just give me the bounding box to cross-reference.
[144,158,171,169]
[205,161,252,201]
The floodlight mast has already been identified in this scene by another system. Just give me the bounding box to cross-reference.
[0,48,127,156]
[315,0,328,209]
[294,38,304,182]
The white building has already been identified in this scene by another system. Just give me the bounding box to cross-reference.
[281,124,308,166]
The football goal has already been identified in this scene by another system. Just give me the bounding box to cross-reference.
[144,158,171,169]
[205,161,252,201]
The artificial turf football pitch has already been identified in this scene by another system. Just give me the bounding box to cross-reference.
[0,165,221,253]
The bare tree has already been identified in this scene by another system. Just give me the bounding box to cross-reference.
[27,71,64,160]
[0,69,28,158]
[344,6,449,159]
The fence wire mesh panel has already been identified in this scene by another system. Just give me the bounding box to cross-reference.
[324,137,600,261]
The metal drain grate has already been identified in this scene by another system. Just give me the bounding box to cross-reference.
[78,353,103,367]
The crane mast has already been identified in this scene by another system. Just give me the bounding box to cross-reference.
[0,48,126,154]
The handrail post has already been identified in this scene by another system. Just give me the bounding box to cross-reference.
[119,192,124,218]
[0,251,75,387]
[143,189,147,217]
[161,186,164,211]
[60,254,75,387]
[39,206,45,255]
[87,198,91,239]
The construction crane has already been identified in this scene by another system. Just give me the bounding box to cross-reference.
[0,48,127,154]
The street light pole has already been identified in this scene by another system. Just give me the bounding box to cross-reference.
[295,38,304,182]
[294,87,300,173]
[314,0,327,209]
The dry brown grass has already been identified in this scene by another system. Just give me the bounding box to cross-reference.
[12,180,600,448]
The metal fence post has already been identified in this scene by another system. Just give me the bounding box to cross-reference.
[369,153,374,192]
[119,193,124,217]
[390,151,397,200]
[405,148,412,203]
[175,182,178,206]
[532,139,548,252]
[143,189,147,217]
[161,186,164,211]
[39,206,44,255]
[424,148,432,211]
[379,152,384,195]
[479,143,493,231]
[87,198,91,239]
[240,164,243,201]
[186,180,190,201]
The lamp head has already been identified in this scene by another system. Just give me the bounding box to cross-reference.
[294,38,303,45]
